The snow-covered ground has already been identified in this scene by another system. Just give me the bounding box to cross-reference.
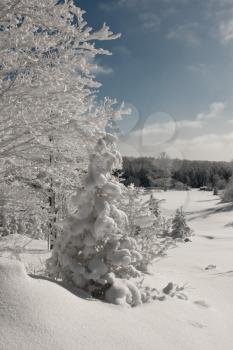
[1,189,233,350]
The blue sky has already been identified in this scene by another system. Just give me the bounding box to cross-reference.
[76,0,233,161]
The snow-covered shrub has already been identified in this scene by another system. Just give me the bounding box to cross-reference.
[1,216,45,239]
[170,208,191,240]
[148,193,160,217]
[47,134,144,307]
[121,186,173,272]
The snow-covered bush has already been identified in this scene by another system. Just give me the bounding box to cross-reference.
[47,134,145,307]
[121,186,173,272]
[170,208,191,240]
[148,193,160,217]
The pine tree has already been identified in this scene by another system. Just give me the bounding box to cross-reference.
[149,193,160,218]
[121,186,172,271]
[170,208,191,240]
[47,133,144,307]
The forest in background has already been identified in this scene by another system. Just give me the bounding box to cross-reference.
[122,156,233,190]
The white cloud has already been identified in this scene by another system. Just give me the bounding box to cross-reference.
[120,127,233,161]
[196,102,226,120]
[90,64,113,75]
[119,101,231,160]
[174,132,233,161]
[167,23,200,47]
[186,63,209,75]
[220,19,233,42]
[114,45,131,57]
[138,13,161,31]
[119,118,203,157]
[178,120,204,128]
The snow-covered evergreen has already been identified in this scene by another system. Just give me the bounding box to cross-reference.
[122,186,172,272]
[170,208,191,240]
[47,133,144,307]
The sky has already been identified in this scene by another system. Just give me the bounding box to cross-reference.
[76,0,233,161]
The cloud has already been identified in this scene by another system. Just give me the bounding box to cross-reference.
[138,12,161,31]
[220,19,233,42]
[99,0,189,13]
[196,102,226,121]
[178,120,204,128]
[89,63,113,75]
[120,125,233,161]
[167,23,200,47]
[186,63,209,75]
[119,118,203,156]
[174,132,233,161]
[119,101,230,160]
[113,45,131,57]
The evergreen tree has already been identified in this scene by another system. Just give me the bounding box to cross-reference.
[47,134,144,307]
[122,186,172,272]
[170,208,191,240]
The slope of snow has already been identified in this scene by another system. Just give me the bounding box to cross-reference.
[0,190,233,350]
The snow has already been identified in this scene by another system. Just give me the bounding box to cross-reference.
[1,190,233,349]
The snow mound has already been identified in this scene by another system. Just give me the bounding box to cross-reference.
[0,258,156,350]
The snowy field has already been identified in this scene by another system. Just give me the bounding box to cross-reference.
[1,189,233,350]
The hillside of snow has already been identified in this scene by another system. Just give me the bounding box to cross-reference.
[1,189,233,350]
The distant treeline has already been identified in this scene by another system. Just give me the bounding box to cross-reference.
[121,157,233,189]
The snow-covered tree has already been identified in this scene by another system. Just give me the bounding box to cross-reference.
[170,208,191,240]
[0,0,120,239]
[121,185,172,271]
[47,133,144,307]
[149,193,160,217]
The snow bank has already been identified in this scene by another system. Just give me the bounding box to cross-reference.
[0,258,156,350]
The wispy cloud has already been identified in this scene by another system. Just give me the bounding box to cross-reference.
[220,19,233,42]
[119,100,230,160]
[174,132,233,161]
[196,102,226,121]
[167,23,200,47]
[100,0,189,10]
[90,64,114,75]
[138,12,161,31]
[178,120,203,128]
[121,127,233,161]
[113,45,131,57]
[186,63,209,75]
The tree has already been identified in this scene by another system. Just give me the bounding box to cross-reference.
[121,185,172,272]
[0,0,120,240]
[47,133,144,307]
[170,208,191,240]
